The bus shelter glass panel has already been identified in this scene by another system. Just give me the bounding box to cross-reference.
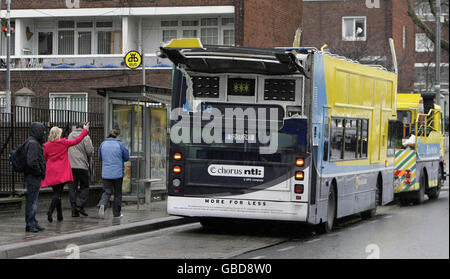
[112,104,144,193]
[150,108,168,190]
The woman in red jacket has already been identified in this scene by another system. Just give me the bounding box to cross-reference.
[42,122,89,222]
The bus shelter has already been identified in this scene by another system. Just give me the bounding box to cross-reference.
[96,85,171,202]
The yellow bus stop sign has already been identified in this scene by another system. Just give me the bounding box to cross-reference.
[124,51,142,69]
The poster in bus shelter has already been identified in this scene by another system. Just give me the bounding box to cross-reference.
[112,105,132,193]
[150,108,167,190]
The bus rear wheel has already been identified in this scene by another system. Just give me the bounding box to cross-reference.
[427,165,442,200]
[361,177,381,219]
[319,185,336,233]
[413,172,426,205]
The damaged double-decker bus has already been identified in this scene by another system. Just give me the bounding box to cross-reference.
[159,38,398,232]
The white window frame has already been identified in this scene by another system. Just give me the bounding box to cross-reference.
[37,29,56,55]
[200,17,219,45]
[49,93,88,111]
[0,92,5,109]
[57,20,76,55]
[76,21,94,55]
[161,19,179,43]
[221,17,235,46]
[49,92,88,122]
[95,19,118,54]
[35,18,121,55]
[342,16,367,41]
[160,16,234,46]
[181,19,199,39]
[415,33,434,52]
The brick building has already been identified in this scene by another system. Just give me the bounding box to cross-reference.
[0,0,302,109]
[301,0,449,103]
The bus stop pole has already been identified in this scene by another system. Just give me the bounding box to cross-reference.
[5,0,11,114]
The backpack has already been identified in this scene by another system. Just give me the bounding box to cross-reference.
[9,141,28,172]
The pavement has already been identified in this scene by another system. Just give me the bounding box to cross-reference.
[0,199,196,259]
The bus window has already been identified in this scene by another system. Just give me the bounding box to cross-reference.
[323,119,329,161]
[345,119,358,160]
[397,110,411,123]
[361,119,369,158]
[331,118,344,160]
[397,110,412,138]
[387,120,403,156]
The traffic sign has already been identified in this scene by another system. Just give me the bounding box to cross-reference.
[124,51,142,69]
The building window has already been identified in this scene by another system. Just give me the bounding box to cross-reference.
[182,20,199,27]
[41,20,120,55]
[0,92,5,109]
[403,26,406,49]
[415,33,434,52]
[78,31,92,54]
[97,31,112,54]
[201,18,219,45]
[49,93,88,122]
[182,30,197,38]
[2,21,16,56]
[161,20,179,27]
[342,17,366,41]
[38,32,53,55]
[160,17,234,46]
[223,29,235,46]
[96,21,118,54]
[77,21,93,55]
[162,19,179,43]
[58,30,75,54]
[58,20,75,55]
[163,30,178,43]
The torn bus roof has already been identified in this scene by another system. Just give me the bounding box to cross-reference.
[159,43,307,76]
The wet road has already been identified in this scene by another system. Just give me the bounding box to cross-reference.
[29,190,448,259]
[235,191,449,259]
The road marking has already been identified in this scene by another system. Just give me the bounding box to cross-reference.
[327,233,339,237]
[384,215,393,219]
[350,225,362,231]
[251,256,265,259]
[122,256,135,259]
[368,220,378,224]
[305,238,321,244]
[277,246,295,252]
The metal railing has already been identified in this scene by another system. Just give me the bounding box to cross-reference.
[0,105,104,194]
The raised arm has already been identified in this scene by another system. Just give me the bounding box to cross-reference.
[66,128,88,147]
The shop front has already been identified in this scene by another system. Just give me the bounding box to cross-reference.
[96,85,171,201]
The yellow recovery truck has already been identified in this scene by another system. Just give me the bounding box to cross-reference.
[394,93,446,205]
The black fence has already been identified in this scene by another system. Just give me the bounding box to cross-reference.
[0,105,104,194]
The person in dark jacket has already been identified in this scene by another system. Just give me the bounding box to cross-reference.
[97,129,129,219]
[24,122,46,233]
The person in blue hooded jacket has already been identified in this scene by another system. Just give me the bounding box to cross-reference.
[97,129,129,219]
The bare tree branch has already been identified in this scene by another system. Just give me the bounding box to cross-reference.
[407,0,449,52]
